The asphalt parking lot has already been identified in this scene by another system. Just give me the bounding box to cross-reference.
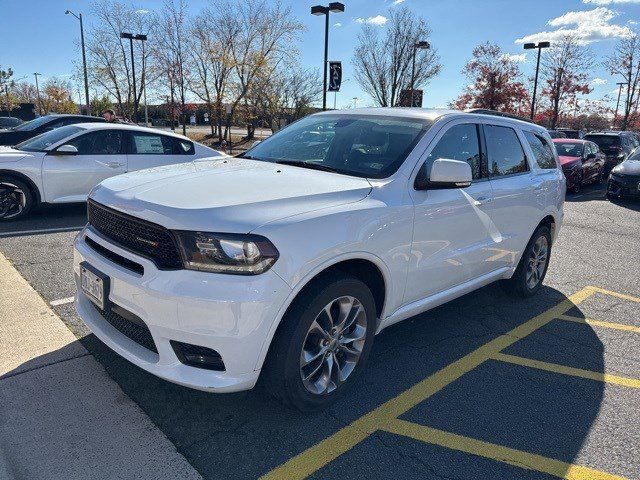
[1,183,639,480]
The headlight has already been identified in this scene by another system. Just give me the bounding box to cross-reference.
[175,231,279,275]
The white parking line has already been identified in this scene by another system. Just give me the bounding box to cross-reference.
[50,296,75,307]
[0,227,82,238]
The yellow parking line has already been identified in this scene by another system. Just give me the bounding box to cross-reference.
[492,353,640,389]
[588,286,640,304]
[557,314,640,334]
[261,287,595,480]
[382,419,625,480]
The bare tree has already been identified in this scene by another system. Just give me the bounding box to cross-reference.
[605,34,640,130]
[215,0,305,139]
[540,35,592,129]
[86,1,155,119]
[352,7,440,107]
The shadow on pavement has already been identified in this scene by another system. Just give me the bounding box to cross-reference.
[0,203,86,237]
[76,284,610,480]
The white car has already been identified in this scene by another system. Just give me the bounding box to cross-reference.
[73,108,565,410]
[0,123,223,220]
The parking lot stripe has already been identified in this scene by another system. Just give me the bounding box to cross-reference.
[261,287,595,480]
[382,419,625,480]
[0,226,82,238]
[557,314,640,334]
[50,296,75,307]
[492,353,640,389]
[589,286,640,304]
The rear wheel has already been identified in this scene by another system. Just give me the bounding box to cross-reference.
[263,274,376,411]
[0,177,34,221]
[502,226,551,298]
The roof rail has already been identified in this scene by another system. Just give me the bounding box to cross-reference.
[465,109,536,125]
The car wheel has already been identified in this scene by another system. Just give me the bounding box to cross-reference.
[502,225,551,298]
[263,274,377,411]
[572,173,582,194]
[0,177,34,221]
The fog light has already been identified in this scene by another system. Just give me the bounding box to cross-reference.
[170,341,225,371]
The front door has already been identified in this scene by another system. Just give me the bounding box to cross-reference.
[42,129,126,203]
[406,122,497,305]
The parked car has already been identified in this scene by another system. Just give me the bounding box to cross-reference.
[583,131,636,176]
[553,139,606,194]
[0,117,23,129]
[607,147,640,200]
[73,108,565,410]
[547,130,567,139]
[555,128,584,139]
[0,123,224,220]
[0,114,105,146]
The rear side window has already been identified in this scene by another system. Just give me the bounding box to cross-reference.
[130,132,174,154]
[484,125,528,177]
[425,123,482,180]
[524,131,556,169]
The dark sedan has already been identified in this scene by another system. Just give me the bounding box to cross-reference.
[0,114,105,146]
[583,132,636,176]
[0,117,23,128]
[553,139,606,194]
[607,149,640,199]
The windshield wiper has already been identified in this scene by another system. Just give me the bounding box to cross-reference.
[276,160,339,173]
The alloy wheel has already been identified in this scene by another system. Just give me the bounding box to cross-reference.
[526,235,548,289]
[0,182,27,220]
[299,295,367,395]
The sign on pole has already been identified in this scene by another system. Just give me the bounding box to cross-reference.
[328,61,342,92]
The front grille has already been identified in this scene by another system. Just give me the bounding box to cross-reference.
[87,199,182,270]
[85,237,144,275]
[93,304,158,354]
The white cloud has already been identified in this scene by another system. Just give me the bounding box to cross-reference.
[590,77,607,85]
[503,53,527,63]
[391,0,406,4]
[515,7,633,45]
[355,15,388,26]
[333,22,342,27]
[135,9,150,14]
[583,0,640,5]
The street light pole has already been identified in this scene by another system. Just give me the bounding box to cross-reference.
[523,41,550,120]
[142,38,149,126]
[410,40,430,107]
[614,81,625,127]
[65,10,90,115]
[33,73,42,115]
[120,32,147,124]
[311,3,344,111]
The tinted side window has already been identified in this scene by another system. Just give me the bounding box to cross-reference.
[485,125,528,177]
[130,133,174,154]
[524,131,556,169]
[68,130,123,155]
[425,123,482,180]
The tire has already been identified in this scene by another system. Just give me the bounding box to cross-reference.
[571,173,582,194]
[0,176,34,221]
[502,225,552,298]
[263,273,377,411]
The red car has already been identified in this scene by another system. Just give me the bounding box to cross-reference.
[553,139,606,194]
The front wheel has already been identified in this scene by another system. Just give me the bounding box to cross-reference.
[0,177,34,221]
[502,225,551,298]
[263,274,377,411]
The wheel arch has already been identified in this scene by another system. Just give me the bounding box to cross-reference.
[0,169,42,205]
[254,253,390,372]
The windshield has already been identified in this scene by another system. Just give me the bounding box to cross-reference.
[11,115,54,132]
[554,142,583,157]
[242,114,432,179]
[584,135,620,150]
[15,125,84,152]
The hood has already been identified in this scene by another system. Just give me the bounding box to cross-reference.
[91,158,372,232]
[0,146,29,163]
[612,159,640,176]
[558,155,581,167]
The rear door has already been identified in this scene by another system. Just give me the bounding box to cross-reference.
[41,129,127,203]
[125,131,195,171]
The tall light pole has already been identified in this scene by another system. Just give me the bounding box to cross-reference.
[311,2,345,111]
[65,10,90,115]
[614,81,625,127]
[352,97,359,109]
[410,40,430,107]
[33,73,43,115]
[120,32,147,124]
[523,41,550,120]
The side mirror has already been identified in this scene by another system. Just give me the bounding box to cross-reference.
[52,144,79,155]
[415,158,472,190]
[584,153,596,161]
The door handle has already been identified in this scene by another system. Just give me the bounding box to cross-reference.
[105,162,124,169]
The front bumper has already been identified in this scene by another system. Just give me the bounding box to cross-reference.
[607,174,640,198]
[74,227,292,392]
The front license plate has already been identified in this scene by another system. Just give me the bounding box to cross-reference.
[80,262,109,310]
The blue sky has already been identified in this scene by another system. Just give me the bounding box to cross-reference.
[2,0,639,109]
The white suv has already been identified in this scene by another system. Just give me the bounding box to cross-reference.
[73,108,564,410]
